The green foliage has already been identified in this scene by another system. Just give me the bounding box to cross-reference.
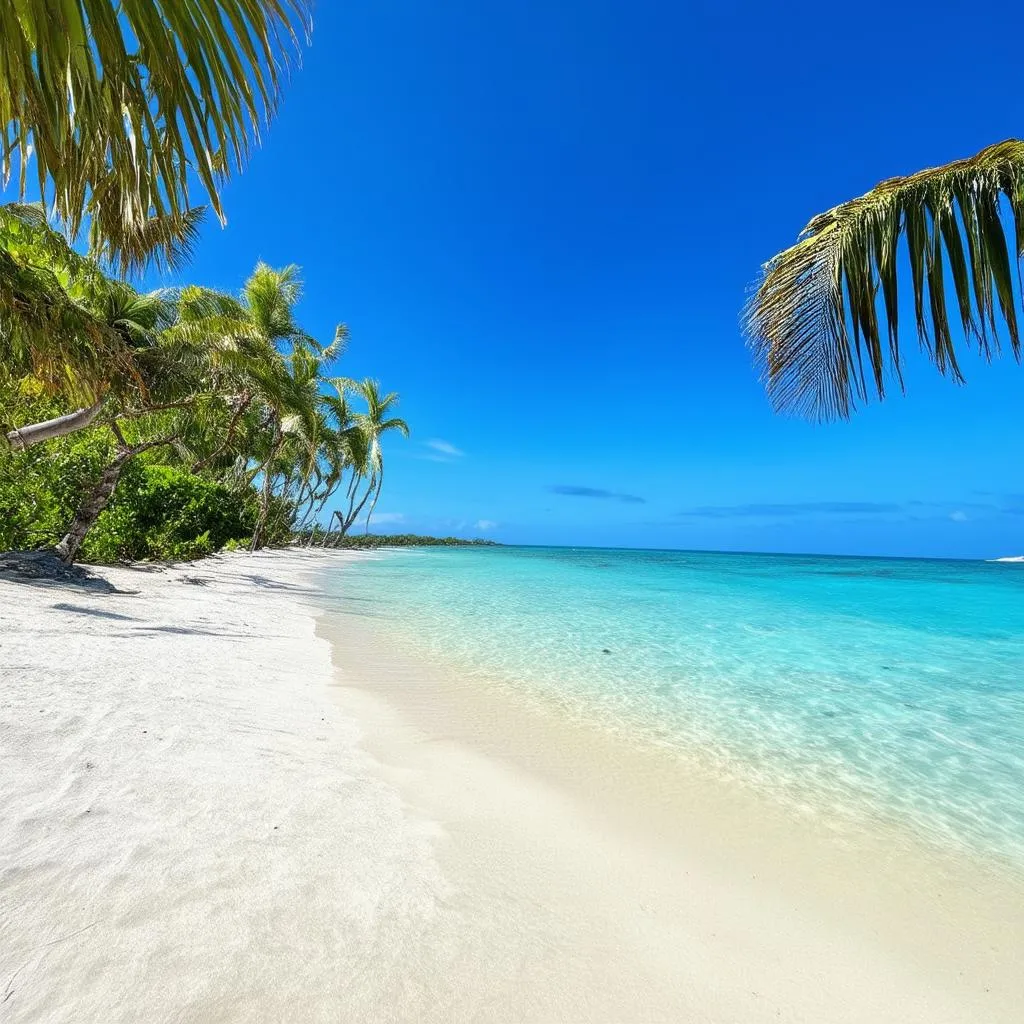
[0,204,137,403]
[1,1,310,269]
[318,533,500,549]
[745,138,1024,421]
[0,392,115,551]
[2,252,408,564]
[85,463,256,563]
[0,406,256,562]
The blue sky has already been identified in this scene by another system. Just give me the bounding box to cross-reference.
[122,3,1024,554]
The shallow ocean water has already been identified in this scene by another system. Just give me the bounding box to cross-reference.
[327,546,1024,866]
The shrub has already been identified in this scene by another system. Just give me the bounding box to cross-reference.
[84,462,256,562]
[0,417,115,552]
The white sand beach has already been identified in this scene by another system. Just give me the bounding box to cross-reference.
[2,550,1022,1023]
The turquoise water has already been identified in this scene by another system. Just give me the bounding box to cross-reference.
[329,546,1024,866]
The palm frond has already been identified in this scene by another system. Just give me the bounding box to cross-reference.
[91,207,208,277]
[744,139,1024,420]
[0,1,311,260]
[378,416,410,438]
[243,262,304,344]
[320,323,350,361]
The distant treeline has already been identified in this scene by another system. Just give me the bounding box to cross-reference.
[301,532,499,549]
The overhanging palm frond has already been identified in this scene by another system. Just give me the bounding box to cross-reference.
[90,207,208,278]
[321,323,350,361]
[0,1,311,259]
[744,139,1024,421]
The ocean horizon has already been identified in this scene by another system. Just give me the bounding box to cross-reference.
[328,544,1024,871]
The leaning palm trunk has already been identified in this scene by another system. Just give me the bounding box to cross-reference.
[249,476,273,551]
[55,452,131,563]
[364,467,384,534]
[322,511,343,547]
[4,402,103,451]
[56,435,176,564]
[191,391,253,472]
[250,433,284,551]
[337,473,376,537]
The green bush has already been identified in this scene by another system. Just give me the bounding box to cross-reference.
[0,421,115,552]
[0,383,258,561]
[84,462,256,562]
[2,381,294,563]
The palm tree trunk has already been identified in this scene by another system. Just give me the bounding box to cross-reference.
[365,467,384,534]
[250,437,282,551]
[55,433,178,564]
[323,510,342,547]
[54,450,131,563]
[341,474,376,535]
[4,402,103,451]
[250,473,273,551]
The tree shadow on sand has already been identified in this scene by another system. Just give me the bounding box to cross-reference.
[0,551,131,595]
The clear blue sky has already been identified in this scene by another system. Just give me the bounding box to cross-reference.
[156,2,1023,555]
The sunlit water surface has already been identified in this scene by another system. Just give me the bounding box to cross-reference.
[325,546,1024,867]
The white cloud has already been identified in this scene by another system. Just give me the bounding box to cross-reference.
[425,439,464,457]
[950,510,968,523]
[475,519,498,531]
[372,512,405,524]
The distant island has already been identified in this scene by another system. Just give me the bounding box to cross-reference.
[308,533,501,550]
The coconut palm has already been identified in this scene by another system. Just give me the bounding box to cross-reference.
[744,139,1024,421]
[162,263,347,549]
[352,378,409,532]
[52,285,202,562]
[1,201,211,448]
[49,263,315,562]
[226,265,332,547]
[0,1,310,268]
[1,204,134,435]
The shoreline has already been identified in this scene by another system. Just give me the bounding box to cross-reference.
[3,549,1022,1022]
[316,556,1024,1023]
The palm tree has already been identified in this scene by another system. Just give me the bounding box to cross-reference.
[52,285,196,562]
[230,265,331,548]
[0,1,311,268]
[744,139,1024,420]
[1,200,210,449]
[353,378,409,533]
[164,263,346,549]
[48,266,327,563]
[1,204,133,442]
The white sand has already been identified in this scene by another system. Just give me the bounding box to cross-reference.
[1,551,447,1023]
[3,550,1022,1023]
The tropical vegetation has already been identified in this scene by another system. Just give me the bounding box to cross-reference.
[308,533,500,549]
[1,3,412,565]
[1,0,310,268]
[744,139,1024,420]
[0,208,408,563]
